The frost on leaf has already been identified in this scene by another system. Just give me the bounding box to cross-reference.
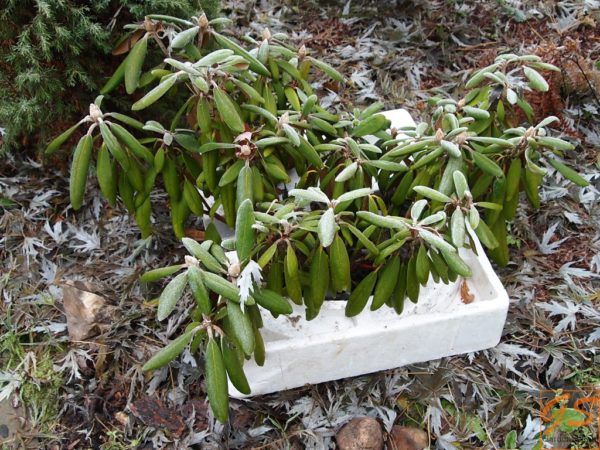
[237,260,262,310]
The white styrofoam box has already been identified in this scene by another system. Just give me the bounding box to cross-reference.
[229,238,509,398]
[363,108,416,144]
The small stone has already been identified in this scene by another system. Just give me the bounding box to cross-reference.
[388,426,428,450]
[336,417,383,450]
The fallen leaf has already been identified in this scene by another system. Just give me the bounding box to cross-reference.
[62,281,117,341]
[460,279,475,304]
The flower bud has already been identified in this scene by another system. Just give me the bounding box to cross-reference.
[199,14,209,28]
[185,255,200,267]
[89,104,103,122]
[435,128,445,142]
[240,144,252,156]
[298,45,307,59]
[228,263,241,278]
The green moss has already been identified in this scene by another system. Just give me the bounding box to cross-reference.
[19,350,64,432]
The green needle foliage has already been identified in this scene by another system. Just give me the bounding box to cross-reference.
[49,14,587,421]
[0,0,218,154]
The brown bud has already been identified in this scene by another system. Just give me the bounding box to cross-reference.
[434,128,445,142]
[199,14,209,28]
[298,45,307,59]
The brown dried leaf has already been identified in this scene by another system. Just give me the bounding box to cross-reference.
[112,30,145,55]
[460,279,475,304]
[62,281,117,341]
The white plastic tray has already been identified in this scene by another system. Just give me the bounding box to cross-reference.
[228,108,509,398]
[230,238,509,398]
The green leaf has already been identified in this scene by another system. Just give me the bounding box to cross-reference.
[452,171,469,199]
[188,265,212,315]
[346,224,379,256]
[351,114,389,137]
[100,57,127,95]
[205,339,229,422]
[289,187,330,204]
[235,199,255,261]
[141,264,183,283]
[471,151,504,178]
[503,430,517,449]
[419,229,456,253]
[413,186,452,203]
[142,327,196,371]
[213,85,245,133]
[125,34,148,94]
[329,234,351,292]
[410,199,428,222]
[252,288,293,315]
[371,256,400,310]
[335,161,358,182]
[364,160,407,171]
[547,158,588,187]
[537,136,575,151]
[318,208,337,248]
[202,271,240,302]
[462,106,490,120]
[306,246,329,317]
[441,249,471,277]
[171,26,199,48]
[182,238,225,273]
[157,271,188,321]
[474,220,499,250]
[226,301,255,355]
[345,271,378,317]
[132,73,178,111]
[357,211,407,230]
[212,32,270,76]
[450,208,465,247]
[221,337,251,395]
[236,164,254,206]
[194,49,235,67]
[307,56,345,83]
[284,244,303,304]
[415,244,430,286]
[69,134,93,210]
[335,188,373,204]
[99,122,129,170]
[219,159,245,187]
[46,123,80,155]
[109,122,154,162]
[523,66,549,92]
[441,140,461,157]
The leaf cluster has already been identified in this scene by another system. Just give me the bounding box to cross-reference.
[48,15,587,421]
